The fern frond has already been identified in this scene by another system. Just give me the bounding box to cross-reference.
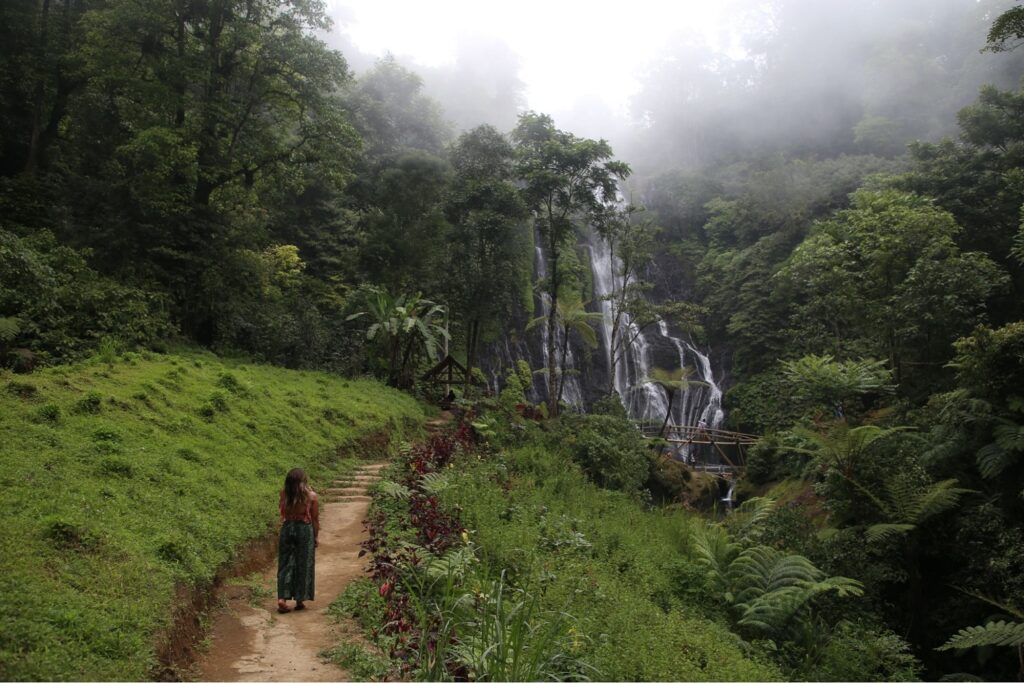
[0,316,20,342]
[907,479,972,524]
[419,471,451,495]
[977,419,1024,479]
[728,496,777,538]
[865,522,916,544]
[379,480,412,500]
[729,547,822,605]
[764,554,824,592]
[737,585,815,634]
[950,586,1024,619]
[813,575,864,598]
[728,546,779,598]
[423,545,476,582]
[690,523,739,597]
[936,621,1024,650]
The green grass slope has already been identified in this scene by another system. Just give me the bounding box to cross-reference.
[443,445,782,681]
[0,349,424,681]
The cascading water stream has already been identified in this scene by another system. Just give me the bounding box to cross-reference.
[587,231,725,453]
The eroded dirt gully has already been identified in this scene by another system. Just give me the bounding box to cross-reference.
[193,462,386,682]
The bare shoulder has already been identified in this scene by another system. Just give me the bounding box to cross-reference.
[308,489,319,501]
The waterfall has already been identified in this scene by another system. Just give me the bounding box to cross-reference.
[587,231,724,438]
[722,479,736,508]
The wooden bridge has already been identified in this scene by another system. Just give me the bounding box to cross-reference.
[636,422,760,473]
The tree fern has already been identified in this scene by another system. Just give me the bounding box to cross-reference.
[789,423,908,476]
[691,522,862,643]
[857,476,972,544]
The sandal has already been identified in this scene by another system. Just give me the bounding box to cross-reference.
[277,602,291,614]
[294,603,306,611]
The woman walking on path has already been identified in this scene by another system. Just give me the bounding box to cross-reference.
[277,468,319,613]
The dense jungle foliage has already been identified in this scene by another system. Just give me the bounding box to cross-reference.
[3,0,1024,679]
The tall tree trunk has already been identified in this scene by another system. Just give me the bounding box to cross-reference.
[557,322,570,406]
[23,0,52,175]
[658,392,676,438]
[546,232,560,416]
[399,337,417,388]
[608,302,623,396]
[464,319,479,396]
[174,1,187,128]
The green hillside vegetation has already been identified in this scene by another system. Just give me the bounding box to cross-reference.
[442,444,784,681]
[0,349,424,680]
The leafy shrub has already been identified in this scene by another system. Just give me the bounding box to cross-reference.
[807,621,921,681]
[215,372,248,396]
[43,516,100,551]
[321,642,391,681]
[207,390,229,412]
[155,536,197,571]
[91,427,120,443]
[330,577,387,634]
[97,337,120,364]
[175,447,202,462]
[73,391,103,414]
[560,413,649,494]
[0,229,172,366]
[97,456,135,478]
[6,381,38,399]
[36,403,61,423]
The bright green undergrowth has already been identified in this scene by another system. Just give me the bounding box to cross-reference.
[0,348,424,681]
[441,446,782,681]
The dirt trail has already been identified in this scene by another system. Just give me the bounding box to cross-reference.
[194,463,386,682]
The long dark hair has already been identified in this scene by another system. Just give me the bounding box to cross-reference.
[283,468,309,510]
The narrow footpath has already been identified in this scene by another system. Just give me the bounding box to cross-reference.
[194,462,386,682]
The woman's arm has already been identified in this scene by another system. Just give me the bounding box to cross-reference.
[310,492,320,546]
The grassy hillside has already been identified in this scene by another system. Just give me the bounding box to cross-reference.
[442,445,782,681]
[0,348,424,681]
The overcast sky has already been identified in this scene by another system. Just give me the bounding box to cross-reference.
[325,0,735,118]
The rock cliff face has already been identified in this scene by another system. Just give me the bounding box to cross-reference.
[479,229,725,440]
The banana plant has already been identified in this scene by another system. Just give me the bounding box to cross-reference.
[348,287,449,388]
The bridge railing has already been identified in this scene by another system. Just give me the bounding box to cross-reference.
[634,421,760,445]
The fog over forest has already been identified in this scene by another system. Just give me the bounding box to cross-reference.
[325,0,1024,173]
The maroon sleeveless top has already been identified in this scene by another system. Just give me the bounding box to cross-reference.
[279,489,313,524]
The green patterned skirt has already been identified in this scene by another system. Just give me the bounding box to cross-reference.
[277,521,315,601]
